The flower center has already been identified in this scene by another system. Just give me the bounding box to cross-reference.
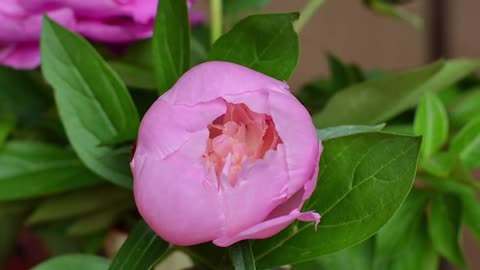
[204,102,283,186]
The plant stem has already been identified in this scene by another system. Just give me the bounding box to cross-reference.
[294,0,326,32]
[210,0,223,44]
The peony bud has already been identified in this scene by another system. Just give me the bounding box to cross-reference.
[132,61,322,247]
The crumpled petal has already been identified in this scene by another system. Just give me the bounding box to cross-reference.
[213,209,320,247]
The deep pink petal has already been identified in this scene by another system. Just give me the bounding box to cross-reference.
[0,43,40,69]
[133,130,224,246]
[75,18,153,43]
[162,61,290,106]
[213,209,320,247]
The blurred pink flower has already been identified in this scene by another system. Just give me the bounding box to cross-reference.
[132,61,322,247]
[0,0,203,69]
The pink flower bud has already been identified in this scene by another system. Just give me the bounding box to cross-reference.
[132,61,322,247]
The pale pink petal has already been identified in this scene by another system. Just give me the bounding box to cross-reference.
[133,130,224,246]
[136,98,226,160]
[213,209,320,247]
[267,91,320,196]
[162,61,290,106]
[0,44,40,69]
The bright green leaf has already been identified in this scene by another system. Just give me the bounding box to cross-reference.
[41,17,139,188]
[109,220,169,270]
[428,193,466,268]
[229,241,256,270]
[414,93,449,157]
[0,141,102,200]
[450,116,480,170]
[420,152,455,178]
[32,254,109,270]
[254,133,421,268]
[28,186,131,225]
[317,124,385,141]
[152,0,191,94]
[313,60,478,128]
[208,13,299,81]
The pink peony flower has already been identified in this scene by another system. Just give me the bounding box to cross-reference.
[132,61,322,247]
[0,0,203,69]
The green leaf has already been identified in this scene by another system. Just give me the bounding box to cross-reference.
[326,53,364,91]
[313,60,478,128]
[109,220,169,270]
[41,17,139,188]
[27,185,131,224]
[0,201,34,266]
[382,124,414,136]
[253,133,421,268]
[208,13,299,81]
[374,190,438,270]
[428,193,466,268]
[450,116,480,170]
[0,141,102,200]
[317,124,385,141]
[414,93,449,157]
[420,152,455,178]
[67,202,133,236]
[224,0,272,15]
[229,241,256,270]
[152,0,191,94]
[462,190,480,240]
[32,254,109,270]
[449,88,480,127]
[293,239,374,270]
[0,115,15,145]
[109,40,156,90]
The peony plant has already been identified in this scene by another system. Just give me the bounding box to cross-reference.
[0,0,479,270]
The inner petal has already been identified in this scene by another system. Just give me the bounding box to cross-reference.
[204,102,283,186]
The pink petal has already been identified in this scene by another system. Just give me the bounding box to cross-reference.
[162,61,290,106]
[0,44,40,69]
[75,18,153,43]
[220,145,289,236]
[136,98,226,160]
[267,91,320,196]
[213,209,320,247]
[133,129,224,246]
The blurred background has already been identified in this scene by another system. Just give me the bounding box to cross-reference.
[196,0,479,269]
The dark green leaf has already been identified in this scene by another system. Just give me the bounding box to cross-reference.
[383,124,414,136]
[414,93,449,157]
[0,115,15,145]
[152,0,191,94]
[109,220,169,270]
[208,13,299,81]
[28,185,131,224]
[191,25,210,65]
[450,116,480,170]
[462,190,480,241]
[41,17,139,188]
[327,53,364,91]
[0,141,102,200]
[374,190,438,270]
[313,60,478,128]
[229,241,256,270]
[293,239,374,270]
[254,133,421,268]
[32,254,109,270]
[317,124,385,141]
[428,193,466,268]
[224,0,272,15]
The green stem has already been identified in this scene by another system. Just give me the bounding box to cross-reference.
[294,0,326,32]
[210,0,223,44]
